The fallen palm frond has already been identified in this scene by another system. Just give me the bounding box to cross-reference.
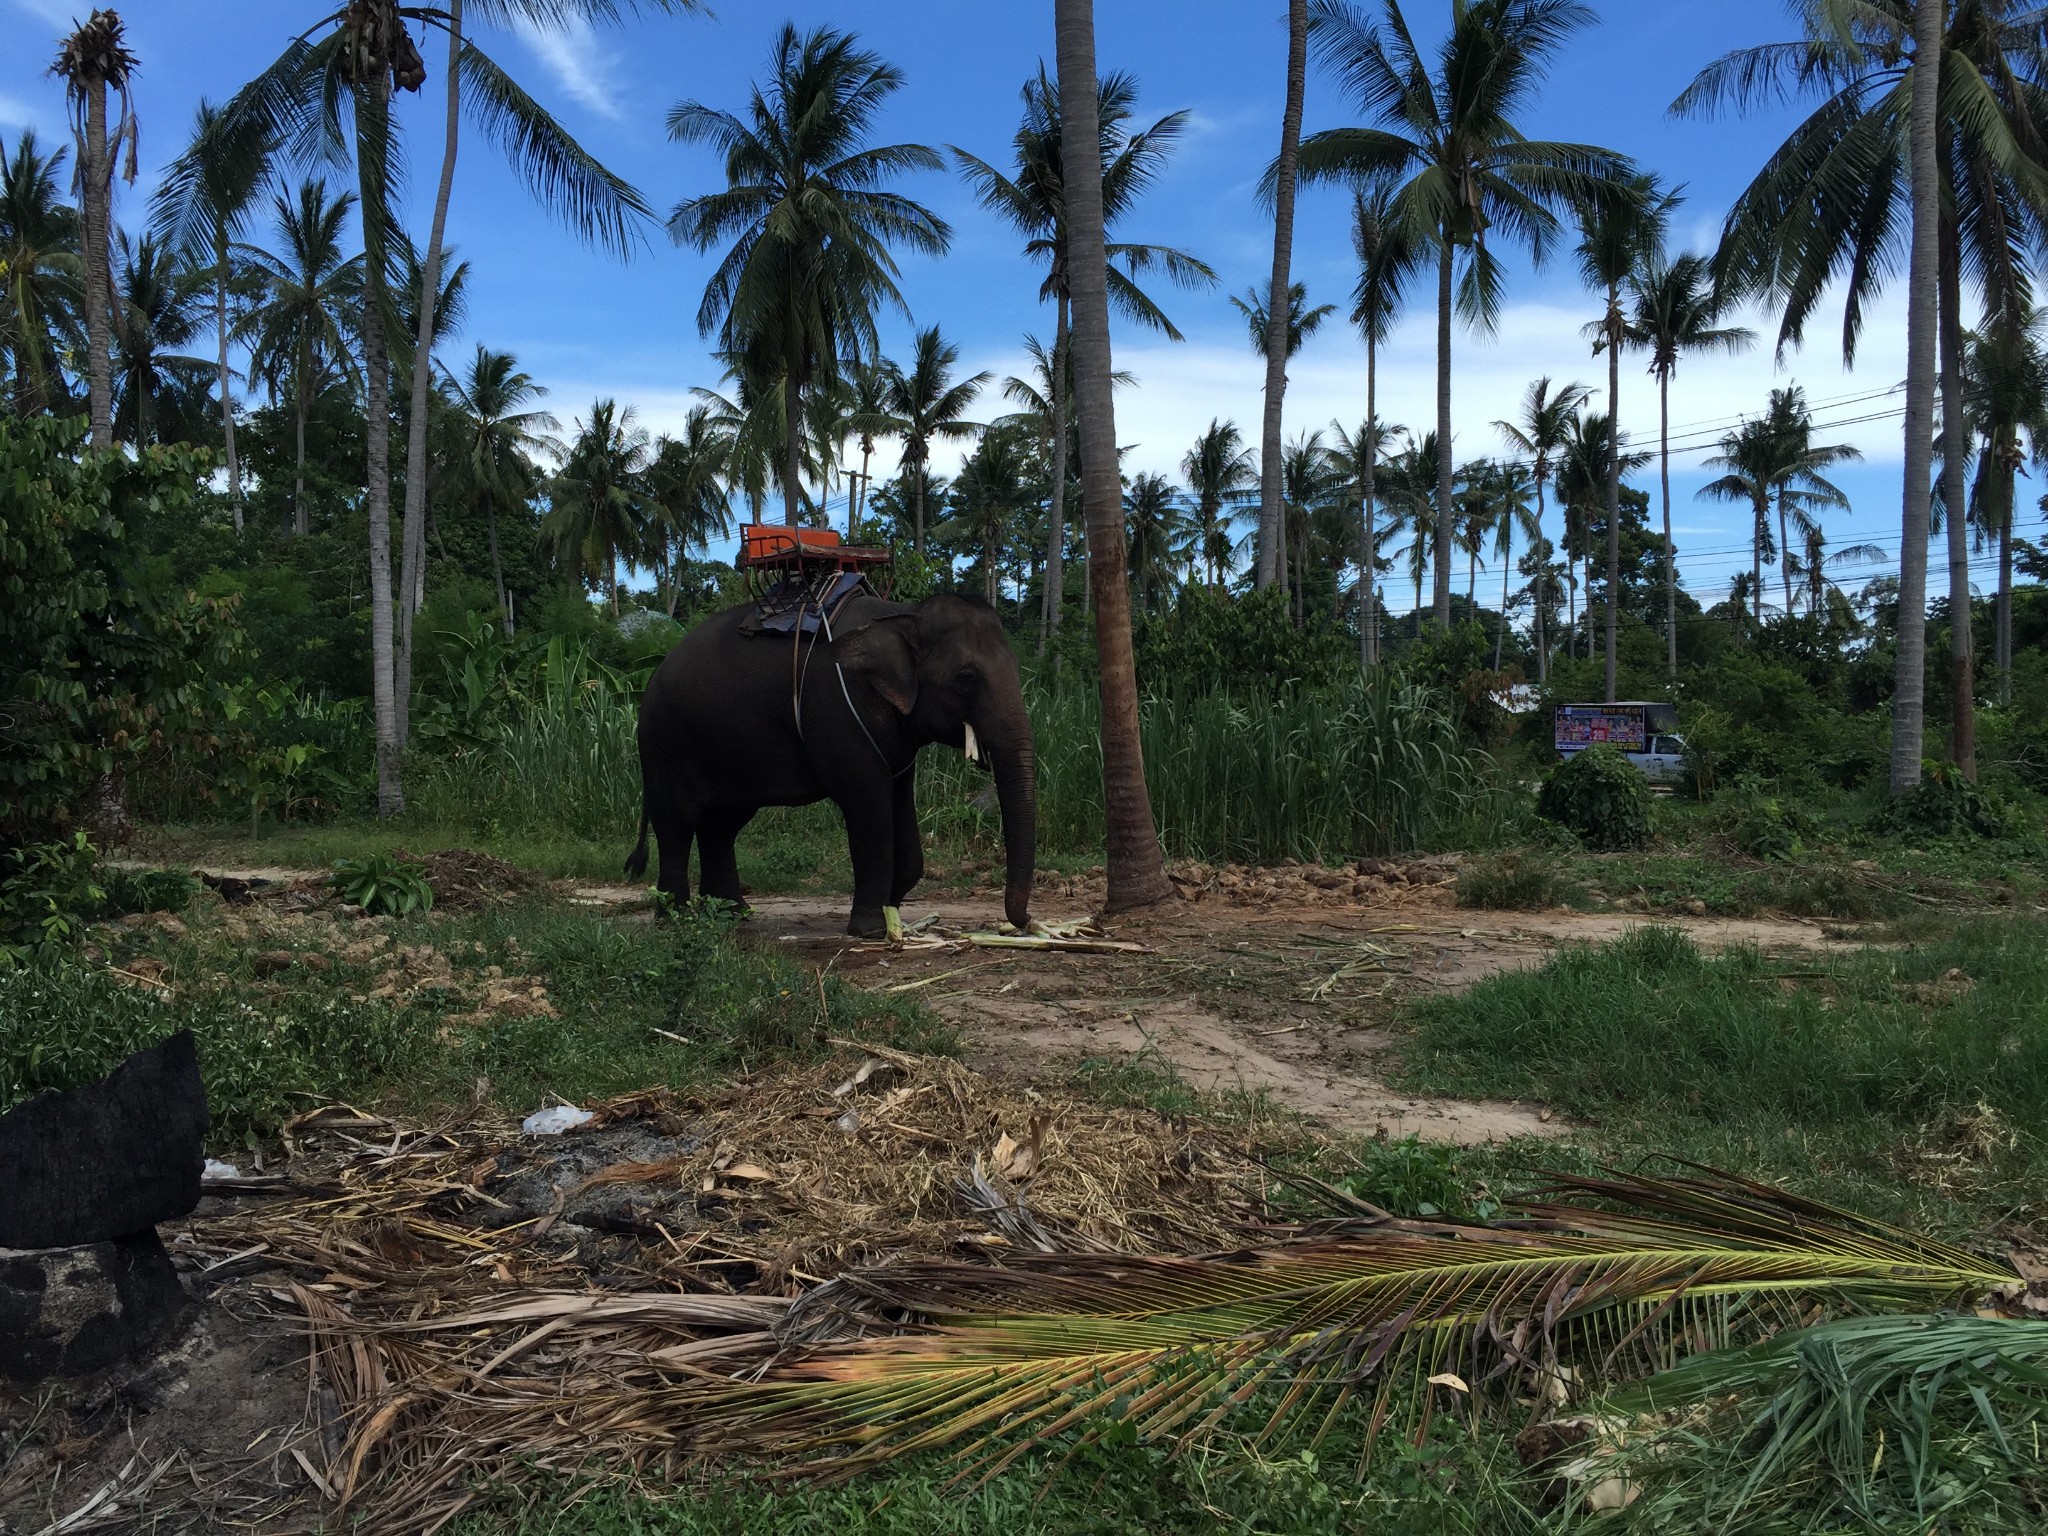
[1601,1312,2048,1527]
[684,1169,2018,1480]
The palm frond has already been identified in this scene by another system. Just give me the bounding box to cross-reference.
[687,1169,2015,1480]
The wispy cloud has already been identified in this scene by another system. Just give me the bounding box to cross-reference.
[0,90,55,135]
[513,14,624,121]
[11,0,76,29]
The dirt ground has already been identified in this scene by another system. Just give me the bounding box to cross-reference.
[727,872,1853,1144]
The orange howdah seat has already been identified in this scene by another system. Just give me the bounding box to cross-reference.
[740,524,841,563]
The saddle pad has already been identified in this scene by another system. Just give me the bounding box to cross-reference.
[740,570,870,637]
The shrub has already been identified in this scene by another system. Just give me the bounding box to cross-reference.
[1536,744,1653,850]
[329,854,435,915]
[1456,851,1574,910]
[0,835,106,965]
[1719,777,1823,861]
[1339,1135,1499,1221]
[1876,762,2025,841]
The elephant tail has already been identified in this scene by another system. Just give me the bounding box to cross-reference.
[624,802,651,880]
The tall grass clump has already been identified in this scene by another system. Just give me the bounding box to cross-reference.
[927,671,1496,864]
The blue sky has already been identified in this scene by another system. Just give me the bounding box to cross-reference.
[2,0,1967,613]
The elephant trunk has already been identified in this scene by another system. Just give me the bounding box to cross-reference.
[980,712,1037,931]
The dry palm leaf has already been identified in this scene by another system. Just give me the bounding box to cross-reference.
[685,1169,2017,1479]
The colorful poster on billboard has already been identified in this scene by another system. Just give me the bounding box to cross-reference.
[1555,705,1648,752]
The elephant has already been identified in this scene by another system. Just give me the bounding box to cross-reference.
[623,591,1036,939]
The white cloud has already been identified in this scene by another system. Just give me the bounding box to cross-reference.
[512,14,623,121]
[11,0,75,28]
[0,91,51,132]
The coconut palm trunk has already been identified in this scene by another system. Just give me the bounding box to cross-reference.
[785,371,805,527]
[1752,496,1766,629]
[81,80,113,447]
[1997,488,2013,702]
[1938,207,1975,779]
[1777,490,1794,618]
[1603,287,1621,701]
[214,222,242,523]
[1532,477,1549,681]
[1361,337,1379,668]
[1495,517,1513,672]
[358,77,403,818]
[1433,241,1454,628]
[1890,0,1941,795]
[1043,296,1070,646]
[293,339,310,535]
[1056,0,1174,914]
[396,0,463,753]
[1658,367,1675,677]
[1256,0,1307,592]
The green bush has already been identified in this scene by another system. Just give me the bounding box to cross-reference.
[1536,744,1653,850]
[96,865,199,917]
[1719,777,1823,860]
[1455,851,1575,910]
[329,854,435,915]
[0,834,106,965]
[1876,761,2026,841]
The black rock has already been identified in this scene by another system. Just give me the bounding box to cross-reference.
[0,1229,193,1382]
[0,1032,209,1250]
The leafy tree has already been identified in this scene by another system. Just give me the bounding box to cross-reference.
[642,404,735,617]
[1965,307,2048,700]
[1301,0,1626,629]
[1124,471,1191,614]
[1494,375,1590,682]
[0,131,80,419]
[953,66,1212,638]
[669,23,949,528]
[1182,419,1257,591]
[1626,252,1754,677]
[111,231,212,449]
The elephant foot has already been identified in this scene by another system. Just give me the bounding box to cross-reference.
[847,905,901,941]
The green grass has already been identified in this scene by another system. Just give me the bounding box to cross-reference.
[1395,915,2048,1237]
[2,900,946,1147]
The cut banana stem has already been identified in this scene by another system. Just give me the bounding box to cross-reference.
[883,906,904,941]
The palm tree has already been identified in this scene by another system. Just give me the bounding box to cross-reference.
[1378,428,1440,621]
[51,9,139,451]
[1257,0,1311,593]
[670,24,949,529]
[1056,0,1176,915]
[954,66,1214,641]
[1494,375,1591,681]
[1698,420,1781,631]
[1326,416,1394,658]
[1557,412,1647,653]
[1577,173,1671,701]
[1344,179,1420,666]
[1123,472,1190,614]
[546,399,651,615]
[148,99,273,522]
[1300,0,1625,631]
[1280,431,1337,621]
[1793,531,1888,621]
[643,406,735,615]
[110,231,213,448]
[1965,308,2048,701]
[1487,460,1538,669]
[1626,252,1755,677]
[445,345,559,633]
[203,0,671,815]
[1674,2,2046,788]
[833,357,896,540]
[1182,420,1258,591]
[0,131,81,418]
[238,179,363,537]
[1231,281,1337,365]
[1762,386,1860,619]
[883,327,988,554]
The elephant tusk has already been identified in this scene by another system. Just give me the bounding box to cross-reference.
[963,723,979,764]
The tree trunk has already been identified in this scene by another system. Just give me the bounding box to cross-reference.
[1603,288,1621,702]
[1533,476,1548,682]
[484,490,509,633]
[82,81,113,450]
[1938,208,1975,780]
[1752,500,1764,630]
[783,370,804,526]
[293,365,309,536]
[1042,296,1071,645]
[1777,492,1793,619]
[397,0,464,755]
[216,229,242,528]
[1255,0,1308,592]
[1495,521,1512,672]
[1891,0,1941,795]
[1361,333,1379,667]
[1997,476,2013,703]
[1057,0,1174,913]
[1432,241,1455,628]
[359,78,403,819]
[1660,369,1676,678]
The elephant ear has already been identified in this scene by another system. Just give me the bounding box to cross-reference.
[833,615,919,715]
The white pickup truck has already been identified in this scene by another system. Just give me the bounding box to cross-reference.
[1555,703,1688,785]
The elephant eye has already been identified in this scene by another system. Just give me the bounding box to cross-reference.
[955,667,978,688]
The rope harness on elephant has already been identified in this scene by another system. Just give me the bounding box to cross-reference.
[787,582,900,775]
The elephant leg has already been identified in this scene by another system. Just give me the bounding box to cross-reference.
[696,807,755,910]
[836,784,897,939]
[650,793,696,907]
[888,765,923,909]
